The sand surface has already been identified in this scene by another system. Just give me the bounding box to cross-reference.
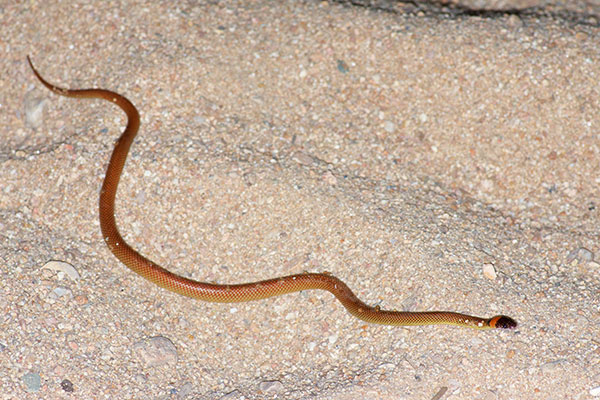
[1,1,599,399]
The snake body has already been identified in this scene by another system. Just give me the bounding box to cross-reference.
[28,57,516,330]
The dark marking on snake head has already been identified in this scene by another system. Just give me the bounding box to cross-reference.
[490,315,518,329]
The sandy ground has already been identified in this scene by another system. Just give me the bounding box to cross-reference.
[1,1,599,399]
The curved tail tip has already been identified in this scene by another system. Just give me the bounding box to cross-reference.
[489,315,517,329]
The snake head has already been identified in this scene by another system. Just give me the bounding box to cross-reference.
[489,315,518,329]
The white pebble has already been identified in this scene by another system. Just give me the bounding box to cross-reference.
[53,286,72,298]
[41,260,80,281]
[328,334,338,345]
[482,263,497,280]
[24,91,46,129]
[259,380,284,394]
[285,312,297,320]
[384,120,395,133]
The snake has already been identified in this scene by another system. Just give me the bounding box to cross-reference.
[27,56,517,330]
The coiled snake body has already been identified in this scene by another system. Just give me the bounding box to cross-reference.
[28,57,516,330]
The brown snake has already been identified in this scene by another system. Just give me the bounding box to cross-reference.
[28,57,517,330]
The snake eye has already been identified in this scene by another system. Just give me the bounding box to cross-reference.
[490,315,518,329]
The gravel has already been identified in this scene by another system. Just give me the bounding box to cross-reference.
[1,0,599,398]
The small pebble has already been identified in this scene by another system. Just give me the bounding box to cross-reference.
[431,386,448,400]
[336,59,349,73]
[482,263,497,280]
[292,151,314,166]
[53,286,73,298]
[540,359,565,373]
[41,260,80,281]
[133,373,148,384]
[378,363,396,371]
[285,312,297,320]
[220,389,243,400]
[322,171,337,185]
[22,372,41,393]
[588,260,600,270]
[259,380,284,394]
[566,247,594,264]
[133,336,178,367]
[24,90,46,129]
[178,382,193,398]
[61,379,74,393]
[575,31,588,42]
[384,120,395,133]
[590,385,600,396]
[506,14,523,28]
[328,334,338,345]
